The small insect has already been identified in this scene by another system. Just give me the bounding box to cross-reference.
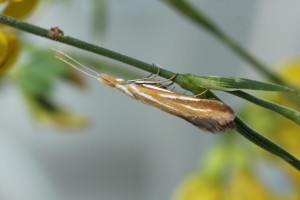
[54,49,236,133]
[48,27,64,40]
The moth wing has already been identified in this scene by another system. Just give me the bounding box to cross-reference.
[130,84,235,133]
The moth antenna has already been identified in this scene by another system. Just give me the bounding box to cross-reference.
[55,56,99,79]
[53,48,100,79]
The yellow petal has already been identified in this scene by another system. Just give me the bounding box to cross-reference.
[3,0,38,19]
[0,32,8,65]
[0,32,19,76]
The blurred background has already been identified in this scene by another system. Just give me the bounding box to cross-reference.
[1,1,300,200]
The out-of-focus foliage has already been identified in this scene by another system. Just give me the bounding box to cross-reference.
[174,168,279,200]
[92,0,106,38]
[243,59,300,196]
[16,49,88,128]
[0,0,39,77]
[0,0,91,128]
[172,140,280,200]
[174,59,300,200]
[0,0,38,77]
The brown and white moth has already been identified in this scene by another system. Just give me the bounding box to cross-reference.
[54,49,235,133]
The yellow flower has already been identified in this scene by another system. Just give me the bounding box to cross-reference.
[173,167,290,200]
[173,169,281,200]
[0,0,38,76]
[0,31,19,76]
[279,59,300,86]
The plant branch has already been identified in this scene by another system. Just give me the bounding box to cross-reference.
[0,14,176,79]
[162,0,298,90]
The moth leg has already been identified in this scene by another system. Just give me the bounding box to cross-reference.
[194,89,209,98]
[149,64,160,79]
[161,73,178,86]
[128,64,160,82]
[144,65,159,79]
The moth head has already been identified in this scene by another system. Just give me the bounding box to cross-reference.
[99,74,125,87]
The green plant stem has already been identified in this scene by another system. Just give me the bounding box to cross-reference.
[0,14,176,79]
[229,90,300,125]
[162,0,297,90]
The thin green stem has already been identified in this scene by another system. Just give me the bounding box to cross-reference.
[229,90,300,125]
[162,0,297,90]
[0,14,176,79]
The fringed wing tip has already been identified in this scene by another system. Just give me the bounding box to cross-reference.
[184,115,236,134]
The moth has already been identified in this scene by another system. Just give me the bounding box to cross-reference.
[54,49,236,133]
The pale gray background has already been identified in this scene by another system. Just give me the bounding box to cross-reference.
[1,1,300,200]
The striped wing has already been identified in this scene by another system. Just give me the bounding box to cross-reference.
[127,84,235,133]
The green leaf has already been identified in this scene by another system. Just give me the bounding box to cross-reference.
[16,48,88,128]
[229,90,300,126]
[177,73,294,92]
[18,50,70,95]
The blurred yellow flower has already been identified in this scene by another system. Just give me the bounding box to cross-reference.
[0,0,38,77]
[0,31,19,76]
[279,59,300,86]
[173,173,223,200]
[173,168,279,200]
[174,165,297,200]
[225,169,275,200]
